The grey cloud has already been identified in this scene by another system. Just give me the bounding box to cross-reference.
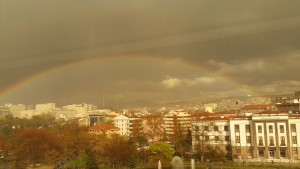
[1,0,300,105]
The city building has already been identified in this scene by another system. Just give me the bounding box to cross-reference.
[192,116,231,155]
[0,106,10,117]
[113,115,130,135]
[204,103,218,113]
[89,114,105,126]
[88,124,120,137]
[113,115,143,137]
[273,103,300,113]
[128,116,143,138]
[63,103,97,118]
[240,104,271,115]
[190,110,300,163]
[52,109,78,120]
[270,91,300,104]
[36,103,56,113]
[163,110,191,136]
[5,104,26,118]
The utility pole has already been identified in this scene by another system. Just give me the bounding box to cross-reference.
[102,90,104,109]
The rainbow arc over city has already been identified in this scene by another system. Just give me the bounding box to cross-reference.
[0,54,254,99]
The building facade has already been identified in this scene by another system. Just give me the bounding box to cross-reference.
[163,110,191,136]
[191,111,300,163]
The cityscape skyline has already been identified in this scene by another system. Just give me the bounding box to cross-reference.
[1,0,300,106]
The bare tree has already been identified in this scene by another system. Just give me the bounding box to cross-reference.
[191,112,216,161]
[142,114,164,141]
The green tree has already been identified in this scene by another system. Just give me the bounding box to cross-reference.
[149,141,174,168]
[85,148,99,169]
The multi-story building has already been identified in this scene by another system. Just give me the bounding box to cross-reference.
[114,115,130,135]
[113,115,143,137]
[36,103,56,112]
[63,103,97,118]
[273,103,300,113]
[270,91,300,104]
[5,104,26,118]
[88,114,105,126]
[0,106,10,117]
[192,116,231,154]
[229,116,253,159]
[271,94,295,104]
[128,117,143,138]
[250,111,290,161]
[240,104,271,115]
[190,110,300,163]
[163,110,191,136]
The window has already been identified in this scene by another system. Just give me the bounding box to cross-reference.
[269,136,275,146]
[293,147,298,155]
[258,148,264,157]
[224,125,229,131]
[236,147,241,154]
[204,126,209,131]
[292,136,297,144]
[280,148,286,157]
[269,125,273,133]
[236,136,240,143]
[226,145,231,152]
[247,147,252,154]
[258,136,263,146]
[280,136,286,146]
[269,149,275,157]
[214,126,218,131]
[280,125,284,133]
[246,136,251,144]
[258,125,262,133]
[291,124,296,133]
[215,136,219,142]
[225,136,230,141]
[205,136,209,142]
[195,126,199,131]
[235,125,240,132]
[246,125,250,133]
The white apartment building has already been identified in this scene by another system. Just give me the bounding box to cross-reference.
[19,110,44,119]
[192,116,231,153]
[63,103,96,118]
[36,103,56,112]
[114,115,130,135]
[113,115,142,136]
[5,104,26,118]
[163,110,191,136]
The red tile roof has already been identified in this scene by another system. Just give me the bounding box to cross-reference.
[289,114,300,118]
[203,116,230,121]
[229,116,252,120]
[241,104,270,109]
[275,103,299,106]
[89,124,120,131]
[254,110,286,115]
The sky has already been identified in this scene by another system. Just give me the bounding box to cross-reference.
[1,0,300,107]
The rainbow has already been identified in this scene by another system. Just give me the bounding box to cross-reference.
[0,54,254,100]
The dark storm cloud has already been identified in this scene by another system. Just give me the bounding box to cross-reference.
[1,0,300,105]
